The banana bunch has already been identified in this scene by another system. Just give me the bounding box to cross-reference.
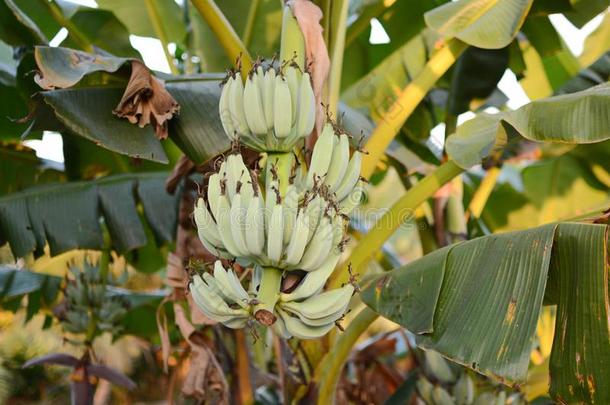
[60,262,128,336]
[299,122,365,214]
[219,61,315,152]
[189,258,354,339]
[194,148,359,270]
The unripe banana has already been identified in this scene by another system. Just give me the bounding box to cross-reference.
[281,254,340,301]
[213,261,249,307]
[281,284,353,322]
[229,75,250,136]
[245,194,265,256]
[432,386,456,405]
[285,66,301,126]
[271,312,292,339]
[225,153,248,202]
[229,193,250,257]
[298,215,334,271]
[194,198,222,247]
[295,71,316,138]
[273,75,293,138]
[334,150,362,202]
[325,134,350,191]
[243,73,268,135]
[263,68,276,131]
[190,275,249,323]
[284,208,310,266]
[454,374,474,405]
[277,308,336,339]
[306,123,335,188]
[304,194,322,242]
[219,75,236,139]
[216,193,245,257]
[339,180,364,215]
[416,378,434,404]
[207,173,222,221]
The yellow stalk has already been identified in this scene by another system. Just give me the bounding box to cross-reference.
[190,0,253,77]
[467,166,501,219]
[361,39,467,179]
[329,160,464,289]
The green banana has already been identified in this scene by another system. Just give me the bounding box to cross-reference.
[295,71,316,138]
[306,123,335,188]
[273,74,293,138]
[243,73,268,135]
[278,308,336,339]
[280,254,340,301]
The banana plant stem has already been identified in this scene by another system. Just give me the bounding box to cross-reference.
[361,39,467,179]
[144,0,179,75]
[254,267,283,325]
[329,160,464,289]
[191,0,253,77]
[467,166,501,220]
[235,329,254,404]
[314,307,379,404]
[44,0,93,53]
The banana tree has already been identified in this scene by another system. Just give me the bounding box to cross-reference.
[1,0,610,403]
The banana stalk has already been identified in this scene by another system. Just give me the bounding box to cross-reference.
[265,152,296,196]
[253,267,283,326]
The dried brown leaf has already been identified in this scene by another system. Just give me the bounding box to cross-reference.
[113,61,179,139]
[182,344,229,403]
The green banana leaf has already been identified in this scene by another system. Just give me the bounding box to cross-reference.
[0,172,177,259]
[96,0,185,45]
[362,221,610,403]
[446,82,610,168]
[424,0,534,49]
[0,0,47,46]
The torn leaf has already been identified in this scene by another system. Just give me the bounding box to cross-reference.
[113,61,180,139]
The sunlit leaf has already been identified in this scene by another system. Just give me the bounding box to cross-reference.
[446,83,610,168]
[363,222,610,403]
[424,0,533,49]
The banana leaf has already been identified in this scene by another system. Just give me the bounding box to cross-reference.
[363,221,610,403]
[0,172,177,259]
[424,0,534,49]
[446,82,610,168]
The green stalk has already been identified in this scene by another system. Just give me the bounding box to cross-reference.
[242,0,259,49]
[144,0,179,75]
[329,160,464,289]
[361,39,467,179]
[190,0,253,76]
[266,152,295,196]
[280,5,305,69]
[44,0,93,52]
[314,307,379,404]
[327,0,349,115]
[254,267,283,326]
